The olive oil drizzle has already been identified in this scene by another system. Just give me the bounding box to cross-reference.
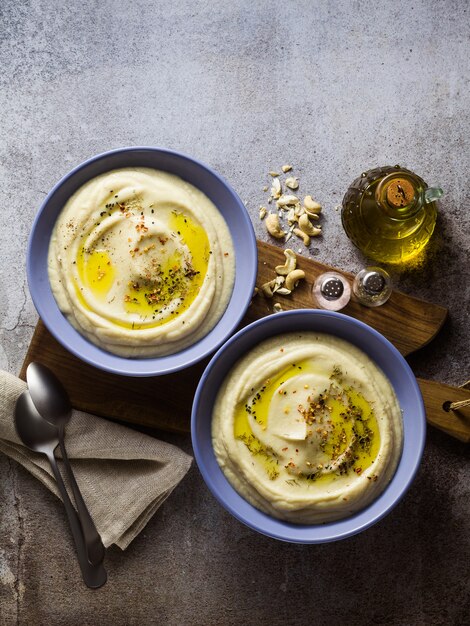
[234,361,381,485]
[74,202,210,330]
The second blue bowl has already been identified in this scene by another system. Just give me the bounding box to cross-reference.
[191,309,426,543]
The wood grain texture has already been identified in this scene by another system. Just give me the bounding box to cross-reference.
[417,378,470,443]
[19,321,202,434]
[248,242,448,356]
[19,239,462,439]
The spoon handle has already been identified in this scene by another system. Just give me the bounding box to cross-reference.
[58,428,106,566]
[46,451,107,589]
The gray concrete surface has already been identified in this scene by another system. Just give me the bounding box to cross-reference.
[0,1,469,624]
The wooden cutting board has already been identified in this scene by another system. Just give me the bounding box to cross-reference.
[19,241,470,442]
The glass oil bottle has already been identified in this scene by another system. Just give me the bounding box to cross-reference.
[341,165,443,264]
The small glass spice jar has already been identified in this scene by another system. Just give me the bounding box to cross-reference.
[352,267,392,307]
[312,272,351,311]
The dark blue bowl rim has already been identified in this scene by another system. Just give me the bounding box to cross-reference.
[27,146,258,376]
[191,309,426,544]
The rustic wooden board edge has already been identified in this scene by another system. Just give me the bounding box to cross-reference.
[19,325,40,381]
[417,378,470,443]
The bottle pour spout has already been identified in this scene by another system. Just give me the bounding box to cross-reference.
[424,187,444,203]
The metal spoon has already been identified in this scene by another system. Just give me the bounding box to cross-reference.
[26,362,106,567]
[14,391,107,589]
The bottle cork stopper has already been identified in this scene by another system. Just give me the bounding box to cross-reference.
[386,178,415,207]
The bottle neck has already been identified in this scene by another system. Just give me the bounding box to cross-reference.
[375,172,423,219]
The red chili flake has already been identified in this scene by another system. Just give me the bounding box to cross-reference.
[282,447,288,452]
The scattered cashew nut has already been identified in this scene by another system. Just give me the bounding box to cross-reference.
[275,248,297,275]
[273,302,283,312]
[298,214,322,237]
[293,227,310,246]
[273,275,285,291]
[265,213,286,239]
[277,194,300,208]
[260,278,277,298]
[304,209,320,220]
[276,287,292,296]
[262,170,324,247]
[303,195,322,214]
[285,177,299,190]
[285,269,305,291]
[260,275,285,297]
[286,208,297,224]
[271,177,282,199]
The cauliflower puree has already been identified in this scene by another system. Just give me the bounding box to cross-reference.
[212,332,403,523]
[48,168,235,357]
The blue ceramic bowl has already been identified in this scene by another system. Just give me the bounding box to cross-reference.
[191,309,426,543]
[27,147,257,376]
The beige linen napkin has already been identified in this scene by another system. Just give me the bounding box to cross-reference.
[0,370,192,549]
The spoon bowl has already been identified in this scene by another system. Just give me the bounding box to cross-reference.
[26,362,71,427]
[15,391,59,453]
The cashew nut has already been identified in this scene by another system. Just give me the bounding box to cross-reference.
[260,279,276,298]
[276,287,292,296]
[260,276,285,297]
[303,195,322,214]
[293,227,310,246]
[276,194,300,208]
[298,214,322,237]
[273,302,283,312]
[285,177,299,190]
[275,248,297,275]
[304,209,320,220]
[286,208,297,224]
[259,206,267,219]
[281,164,292,173]
[285,269,305,291]
[265,213,286,239]
[271,177,282,199]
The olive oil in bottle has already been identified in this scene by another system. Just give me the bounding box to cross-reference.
[341,165,443,264]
